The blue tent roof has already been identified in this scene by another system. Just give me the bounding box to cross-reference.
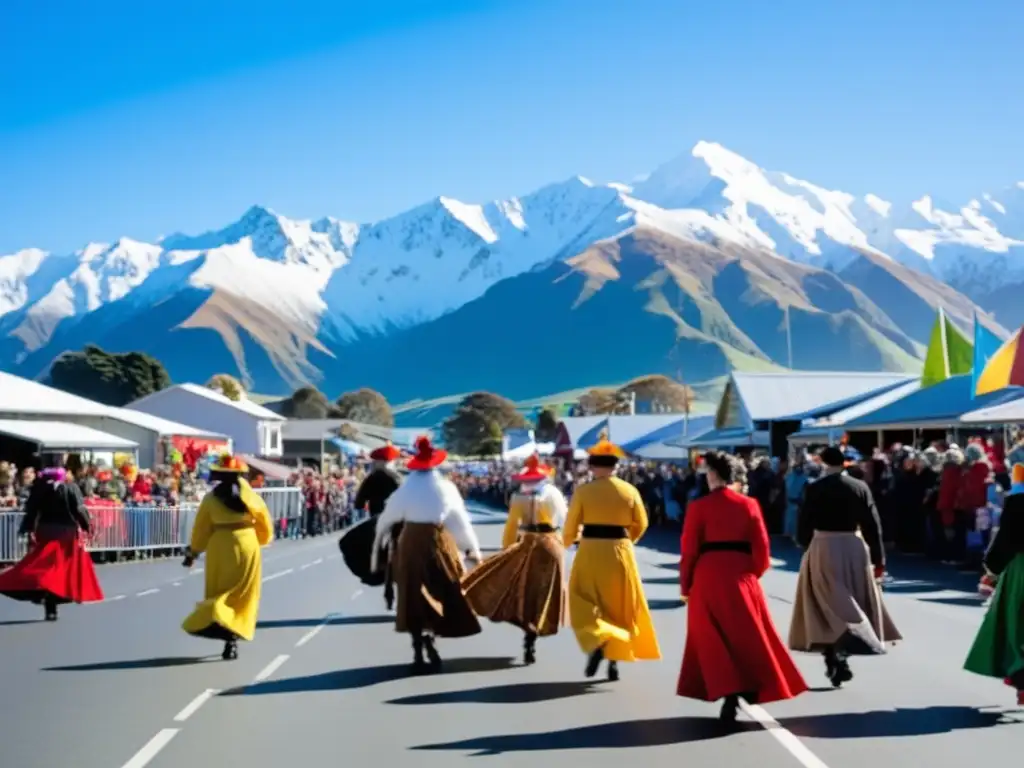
[620,415,715,452]
[328,437,368,456]
[844,375,1024,430]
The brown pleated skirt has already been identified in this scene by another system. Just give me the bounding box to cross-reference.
[788,531,902,654]
[393,521,481,638]
[462,532,566,636]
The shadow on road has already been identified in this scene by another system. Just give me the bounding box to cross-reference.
[642,576,679,586]
[922,596,987,608]
[0,619,42,626]
[472,518,508,526]
[387,680,604,706]
[647,598,685,611]
[256,615,394,629]
[43,656,214,671]
[778,705,1020,738]
[223,656,516,696]
[411,716,755,754]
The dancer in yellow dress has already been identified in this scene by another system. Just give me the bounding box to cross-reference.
[463,454,568,665]
[564,435,661,681]
[182,454,273,660]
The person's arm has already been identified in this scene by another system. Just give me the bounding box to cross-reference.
[501,499,522,549]
[627,485,649,543]
[562,489,584,548]
[679,499,702,598]
[857,482,885,570]
[748,498,771,577]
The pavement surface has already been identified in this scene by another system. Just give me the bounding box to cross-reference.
[1,503,1021,768]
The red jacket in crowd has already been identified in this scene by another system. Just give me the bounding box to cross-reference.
[937,464,962,527]
[957,461,990,512]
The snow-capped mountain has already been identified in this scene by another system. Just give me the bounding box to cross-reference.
[1,140,1021,399]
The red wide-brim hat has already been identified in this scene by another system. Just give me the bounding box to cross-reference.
[406,435,447,470]
[369,442,401,462]
[512,454,552,483]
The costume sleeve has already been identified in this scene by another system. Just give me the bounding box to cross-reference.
[544,484,569,529]
[189,498,215,555]
[442,492,482,560]
[18,487,40,535]
[67,483,92,533]
[371,493,402,572]
[562,488,584,548]
[749,497,771,576]
[796,482,815,548]
[679,499,701,597]
[984,499,1021,575]
[501,499,522,549]
[628,485,649,543]
[252,497,274,547]
[857,483,885,568]
[353,476,371,513]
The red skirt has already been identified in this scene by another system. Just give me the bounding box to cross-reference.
[678,554,806,704]
[0,530,104,605]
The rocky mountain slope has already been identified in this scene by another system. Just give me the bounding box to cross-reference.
[0,141,1018,402]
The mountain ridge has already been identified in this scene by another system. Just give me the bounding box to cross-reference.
[1,140,1020,401]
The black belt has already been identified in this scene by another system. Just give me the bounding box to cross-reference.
[698,540,752,554]
[582,524,628,539]
[522,524,557,533]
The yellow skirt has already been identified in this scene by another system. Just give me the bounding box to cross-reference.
[568,538,661,662]
[182,530,263,642]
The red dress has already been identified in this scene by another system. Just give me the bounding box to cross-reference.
[677,487,807,704]
[0,482,103,605]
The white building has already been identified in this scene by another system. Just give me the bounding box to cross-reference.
[0,371,229,467]
[128,383,285,458]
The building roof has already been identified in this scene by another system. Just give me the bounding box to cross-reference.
[281,418,429,447]
[803,379,924,430]
[845,375,1024,430]
[103,406,228,438]
[668,426,770,449]
[129,383,285,421]
[0,419,139,451]
[0,370,112,418]
[719,371,917,427]
[946,390,1024,425]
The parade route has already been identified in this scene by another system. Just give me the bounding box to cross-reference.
[1,505,1020,768]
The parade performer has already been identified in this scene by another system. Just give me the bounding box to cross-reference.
[339,442,403,608]
[182,454,273,660]
[789,446,901,687]
[463,454,567,665]
[964,462,1024,706]
[371,436,482,673]
[677,452,808,722]
[0,463,103,620]
[564,435,660,681]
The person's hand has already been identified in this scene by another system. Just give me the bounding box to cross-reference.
[182,551,195,568]
[680,594,688,605]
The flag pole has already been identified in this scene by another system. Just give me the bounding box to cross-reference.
[785,304,794,369]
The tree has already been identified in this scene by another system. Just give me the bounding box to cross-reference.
[48,345,170,406]
[534,408,559,442]
[206,373,245,401]
[575,387,619,415]
[335,388,394,427]
[278,386,341,419]
[616,374,695,413]
[441,392,528,456]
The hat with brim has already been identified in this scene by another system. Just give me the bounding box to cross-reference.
[588,437,625,466]
[819,446,846,468]
[406,436,447,471]
[211,454,249,474]
[369,442,401,462]
[513,454,552,483]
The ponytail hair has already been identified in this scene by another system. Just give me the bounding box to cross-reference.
[210,470,247,514]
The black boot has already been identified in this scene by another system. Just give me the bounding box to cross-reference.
[422,634,441,672]
[411,633,427,673]
[222,640,238,660]
[523,632,537,665]
[607,661,619,682]
[384,580,395,612]
[824,648,852,687]
[44,597,58,622]
[584,647,603,678]
[720,694,740,722]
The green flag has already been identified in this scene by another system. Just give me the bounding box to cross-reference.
[921,307,974,387]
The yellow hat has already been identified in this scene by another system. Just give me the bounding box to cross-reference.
[211,453,249,474]
[1013,463,1024,485]
[588,431,625,460]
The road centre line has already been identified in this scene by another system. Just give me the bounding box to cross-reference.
[121,728,179,768]
[295,613,339,648]
[262,568,294,583]
[740,702,831,768]
[351,589,363,600]
[103,595,126,603]
[173,689,219,722]
[253,654,290,683]
[136,588,159,597]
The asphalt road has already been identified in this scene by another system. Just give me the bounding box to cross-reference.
[0,504,1020,768]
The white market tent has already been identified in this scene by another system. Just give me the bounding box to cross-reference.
[961,397,1024,424]
[787,379,923,445]
[0,419,138,452]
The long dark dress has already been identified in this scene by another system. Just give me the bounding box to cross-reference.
[339,468,402,586]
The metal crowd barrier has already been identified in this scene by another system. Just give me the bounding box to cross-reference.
[0,487,305,564]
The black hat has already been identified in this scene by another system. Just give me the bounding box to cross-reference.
[819,446,846,468]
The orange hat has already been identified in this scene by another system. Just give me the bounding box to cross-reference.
[406,436,447,471]
[369,442,401,462]
[1013,463,1024,485]
[211,454,249,474]
[512,454,552,483]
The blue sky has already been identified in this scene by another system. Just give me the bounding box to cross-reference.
[2,0,1022,254]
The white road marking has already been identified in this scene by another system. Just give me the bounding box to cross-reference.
[295,614,337,648]
[136,588,159,597]
[351,589,363,600]
[173,689,219,722]
[172,581,182,587]
[262,568,294,583]
[740,702,830,768]
[103,595,126,603]
[312,557,323,565]
[121,728,179,768]
[253,654,290,682]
